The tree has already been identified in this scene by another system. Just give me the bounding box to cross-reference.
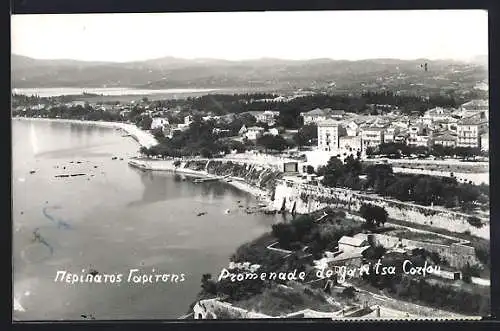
[293,124,318,147]
[151,127,165,141]
[272,223,297,249]
[320,157,345,187]
[306,165,315,174]
[341,286,357,299]
[467,216,483,228]
[256,135,289,152]
[344,155,362,175]
[362,245,387,260]
[138,116,153,130]
[360,203,388,228]
[201,273,217,295]
[461,263,482,283]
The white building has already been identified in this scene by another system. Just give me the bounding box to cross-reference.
[253,110,280,125]
[184,115,194,125]
[343,121,360,137]
[338,136,362,155]
[432,131,457,148]
[245,126,265,140]
[456,113,488,148]
[268,128,280,136]
[422,107,454,126]
[360,127,385,149]
[151,117,170,130]
[407,123,432,147]
[317,120,341,152]
[382,127,400,144]
[238,125,247,136]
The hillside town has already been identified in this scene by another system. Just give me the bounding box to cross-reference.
[12,90,491,320]
[11,8,493,323]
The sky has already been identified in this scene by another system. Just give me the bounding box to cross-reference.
[11,10,488,62]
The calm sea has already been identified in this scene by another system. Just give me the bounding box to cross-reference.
[12,87,220,98]
[12,119,281,320]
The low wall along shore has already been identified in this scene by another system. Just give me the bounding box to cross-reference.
[272,181,489,240]
[129,156,490,240]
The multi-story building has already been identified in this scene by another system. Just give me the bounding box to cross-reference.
[432,131,457,148]
[382,127,400,144]
[254,110,280,126]
[317,120,341,152]
[422,107,454,126]
[339,136,362,154]
[407,123,432,147]
[245,126,265,140]
[343,121,360,137]
[360,127,385,150]
[456,113,488,148]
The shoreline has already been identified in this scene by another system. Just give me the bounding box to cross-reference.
[128,158,271,204]
[14,116,270,202]
[13,117,159,149]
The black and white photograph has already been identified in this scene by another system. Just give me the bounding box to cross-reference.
[11,10,490,320]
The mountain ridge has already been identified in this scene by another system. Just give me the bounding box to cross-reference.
[11,54,488,91]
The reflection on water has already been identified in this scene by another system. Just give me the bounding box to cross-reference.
[13,119,280,320]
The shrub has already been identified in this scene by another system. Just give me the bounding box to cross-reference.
[467,216,483,228]
[461,263,482,283]
[341,286,357,299]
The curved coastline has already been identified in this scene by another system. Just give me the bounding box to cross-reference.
[128,158,271,204]
[12,117,159,149]
[13,117,269,201]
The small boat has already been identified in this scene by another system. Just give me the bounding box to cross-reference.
[197,212,207,217]
[111,156,118,160]
[29,170,36,174]
[193,177,219,183]
[224,209,231,214]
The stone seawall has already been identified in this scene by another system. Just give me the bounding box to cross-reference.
[272,181,489,240]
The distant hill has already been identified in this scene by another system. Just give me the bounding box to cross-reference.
[11,54,488,93]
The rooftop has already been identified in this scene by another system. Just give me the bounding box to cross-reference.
[458,113,488,126]
[338,235,367,247]
[433,132,457,142]
[318,119,342,127]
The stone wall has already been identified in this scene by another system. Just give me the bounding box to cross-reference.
[354,233,479,268]
[193,299,271,319]
[272,181,489,240]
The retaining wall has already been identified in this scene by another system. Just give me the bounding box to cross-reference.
[272,181,489,240]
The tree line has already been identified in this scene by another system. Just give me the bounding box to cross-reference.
[368,142,487,159]
[317,156,489,212]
